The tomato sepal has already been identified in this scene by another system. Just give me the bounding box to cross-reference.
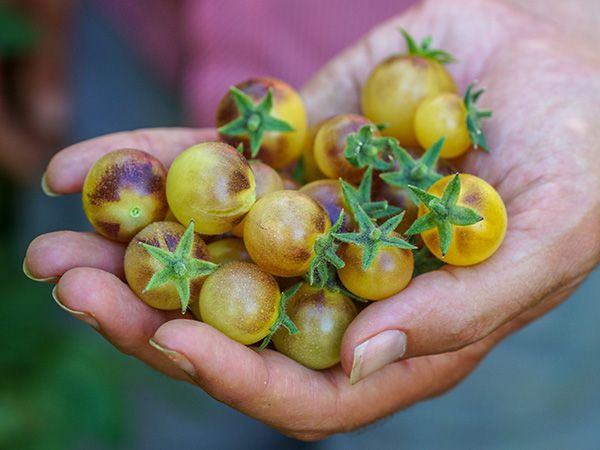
[256,282,302,351]
[399,28,457,65]
[307,210,347,288]
[344,124,395,171]
[464,82,493,152]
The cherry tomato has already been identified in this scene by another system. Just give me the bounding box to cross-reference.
[313,114,371,183]
[272,284,357,370]
[199,262,281,345]
[124,221,209,310]
[166,142,256,235]
[206,238,252,265]
[301,120,327,182]
[414,93,471,158]
[231,159,284,237]
[244,191,331,277]
[418,174,507,265]
[82,149,168,242]
[299,179,353,232]
[337,236,414,301]
[216,77,307,169]
[361,56,456,148]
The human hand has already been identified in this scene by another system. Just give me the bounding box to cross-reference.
[0,0,71,182]
[24,0,600,440]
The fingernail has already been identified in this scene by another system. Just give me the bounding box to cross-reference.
[350,330,407,385]
[149,339,197,379]
[41,172,60,197]
[52,285,100,330]
[23,258,59,283]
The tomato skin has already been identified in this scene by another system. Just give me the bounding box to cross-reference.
[299,179,353,232]
[166,142,256,235]
[337,237,414,301]
[231,159,284,238]
[244,191,331,277]
[313,114,371,183]
[82,149,168,242]
[124,221,209,310]
[301,120,327,182]
[420,174,507,266]
[216,77,307,169]
[272,284,357,370]
[361,55,457,147]
[199,262,280,345]
[206,238,252,265]
[415,93,471,159]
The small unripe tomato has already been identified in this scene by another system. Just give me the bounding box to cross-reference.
[338,237,414,301]
[272,284,357,370]
[419,174,507,266]
[414,93,471,159]
[361,55,457,147]
[299,179,353,232]
[124,221,209,310]
[82,149,168,242]
[166,142,256,235]
[244,191,331,277]
[206,238,252,265]
[216,77,307,169]
[199,262,281,345]
[313,114,370,183]
[231,159,284,238]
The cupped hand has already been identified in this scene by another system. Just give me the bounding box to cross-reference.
[24,0,600,441]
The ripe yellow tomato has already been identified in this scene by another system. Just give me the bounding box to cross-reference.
[361,56,457,148]
[215,77,307,169]
[82,149,168,242]
[420,174,507,265]
[244,191,331,277]
[272,284,357,370]
[414,93,471,159]
[199,262,281,345]
[337,237,414,301]
[313,114,370,183]
[166,142,256,235]
[124,221,209,310]
[206,238,252,265]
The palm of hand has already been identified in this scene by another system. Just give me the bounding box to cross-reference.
[25,0,600,440]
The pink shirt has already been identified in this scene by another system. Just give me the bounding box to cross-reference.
[97,0,415,126]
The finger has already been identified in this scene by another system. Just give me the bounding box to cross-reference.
[300,0,535,124]
[151,317,494,440]
[54,267,189,381]
[24,231,125,282]
[44,127,218,195]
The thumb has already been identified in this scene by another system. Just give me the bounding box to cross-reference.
[300,0,530,125]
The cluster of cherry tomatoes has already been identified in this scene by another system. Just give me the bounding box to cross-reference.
[80,30,507,370]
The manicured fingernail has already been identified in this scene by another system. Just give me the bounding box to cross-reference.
[23,258,59,283]
[41,172,60,197]
[350,330,407,385]
[149,339,197,379]
[52,285,100,330]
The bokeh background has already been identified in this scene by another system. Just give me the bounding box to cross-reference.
[2,1,599,449]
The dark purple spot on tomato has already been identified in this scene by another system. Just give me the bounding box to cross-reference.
[228,169,251,194]
[96,221,120,238]
[290,247,311,263]
[163,232,179,252]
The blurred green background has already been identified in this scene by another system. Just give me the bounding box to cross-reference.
[2,2,599,450]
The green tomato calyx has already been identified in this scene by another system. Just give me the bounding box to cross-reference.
[307,210,347,289]
[399,28,456,65]
[257,283,302,352]
[140,220,219,313]
[464,82,493,152]
[218,86,295,158]
[344,124,395,171]
[380,138,445,205]
[406,174,483,256]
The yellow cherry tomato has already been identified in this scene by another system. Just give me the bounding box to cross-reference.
[414,92,471,159]
[199,262,281,345]
[244,191,331,277]
[313,114,371,183]
[216,77,307,169]
[361,55,457,148]
[82,149,168,242]
[337,237,414,301]
[420,174,507,265]
[206,238,252,265]
[166,142,256,235]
